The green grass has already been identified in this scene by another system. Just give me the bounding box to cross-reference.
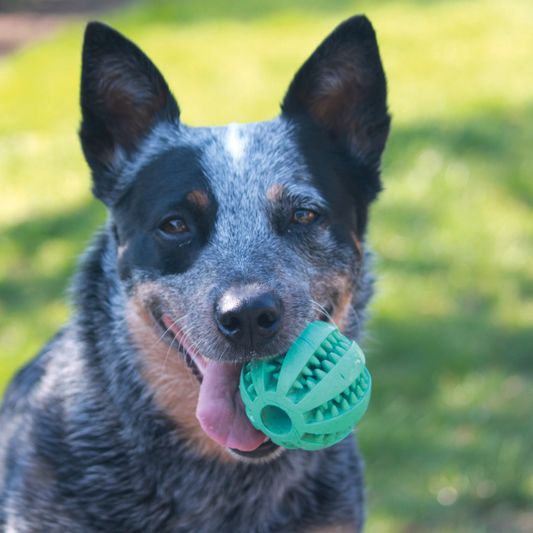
[1,0,532,531]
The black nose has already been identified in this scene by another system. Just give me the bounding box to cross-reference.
[215,287,282,350]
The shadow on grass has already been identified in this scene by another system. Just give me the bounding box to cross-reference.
[385,105,533,207]
[361,313,533,530]
[0,200,106,315]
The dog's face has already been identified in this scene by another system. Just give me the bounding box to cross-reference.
[79,19,389,460]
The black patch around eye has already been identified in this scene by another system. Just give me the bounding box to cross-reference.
[111,144,218,279]
[291,209,319,225]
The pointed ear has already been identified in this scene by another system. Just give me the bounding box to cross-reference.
[79,21,179,204]
[281,15,390,170]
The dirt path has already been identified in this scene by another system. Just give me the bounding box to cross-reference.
[0,0,131,58]
[0,13,61,56]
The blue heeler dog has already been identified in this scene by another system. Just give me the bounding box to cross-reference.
[0,15,390,533]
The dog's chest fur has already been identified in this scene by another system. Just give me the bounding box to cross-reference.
[0,16,389,533]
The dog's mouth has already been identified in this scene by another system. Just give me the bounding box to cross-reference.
[160,313,272,455]
[159,309,332,458]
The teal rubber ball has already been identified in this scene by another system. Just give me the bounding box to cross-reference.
[239,321,371,451]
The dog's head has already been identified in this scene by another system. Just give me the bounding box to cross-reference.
[79,18,389,461]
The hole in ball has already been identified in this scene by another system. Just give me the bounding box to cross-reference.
[260,405,292,436]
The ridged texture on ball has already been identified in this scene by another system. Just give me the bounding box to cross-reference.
[240,321,371,450]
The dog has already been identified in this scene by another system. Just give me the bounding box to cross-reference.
[0,15,389,533]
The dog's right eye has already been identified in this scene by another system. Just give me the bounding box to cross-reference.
[160,219,189,235]
[291,209,319,226]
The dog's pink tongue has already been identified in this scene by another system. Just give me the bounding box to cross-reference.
[196,360,266,452]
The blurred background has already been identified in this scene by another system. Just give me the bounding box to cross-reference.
[0,0,532,531]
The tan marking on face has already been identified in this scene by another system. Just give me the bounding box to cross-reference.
[126,284,234,463]
[352,232,363,257]
[331,274,354,334]
[266,183,286,203]
[187,190,209,210]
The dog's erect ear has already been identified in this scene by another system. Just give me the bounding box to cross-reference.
[80,22,179,204]
[282,15,390,171]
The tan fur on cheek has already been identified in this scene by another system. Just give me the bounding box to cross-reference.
[352,232,363,258]
[126,288,234,463]
[331,275,354,335]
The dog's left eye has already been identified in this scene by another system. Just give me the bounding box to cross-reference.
[160,219,189,235]
[291,209,319,225]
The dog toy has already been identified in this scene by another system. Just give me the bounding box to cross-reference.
[240,321,371,450]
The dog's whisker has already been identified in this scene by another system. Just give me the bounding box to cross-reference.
[148,311,192,354]
[178,324,202,387]
[311,300,338,329]
[158,320,196,380]
[160,334,177,380]
[149,321,176,352]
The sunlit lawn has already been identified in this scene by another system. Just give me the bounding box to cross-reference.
[1,0,532,531]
